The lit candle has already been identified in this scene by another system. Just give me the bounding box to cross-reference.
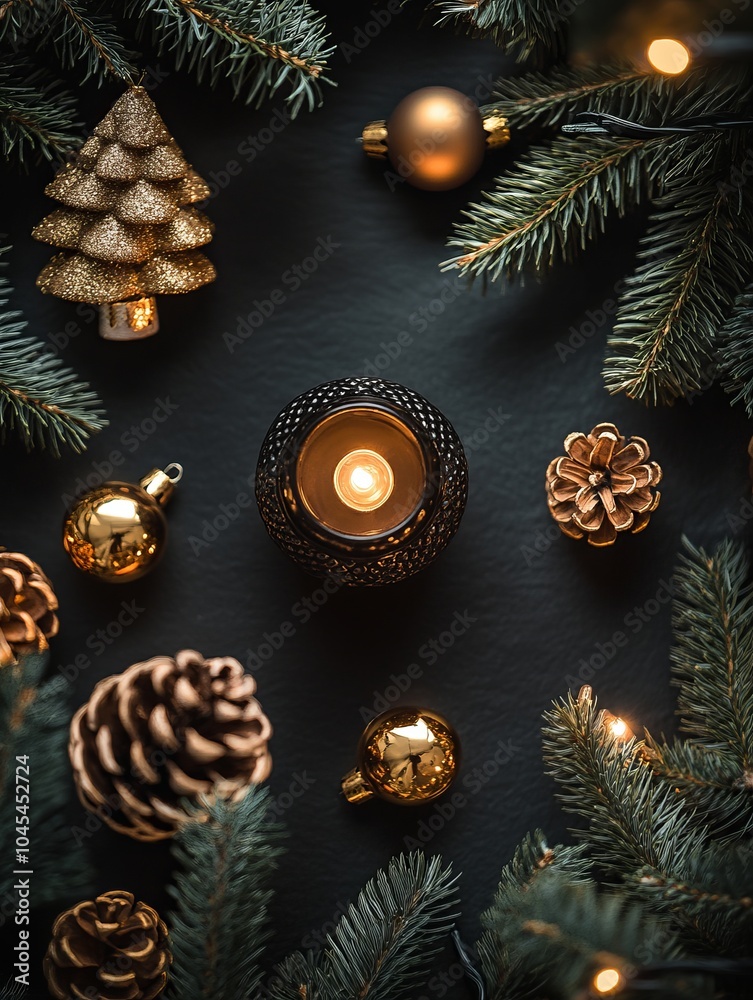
[293,404,429,538]
[256,379,469,585]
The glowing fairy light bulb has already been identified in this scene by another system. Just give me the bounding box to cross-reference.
[647,38,691,74]
[592,967,624,995]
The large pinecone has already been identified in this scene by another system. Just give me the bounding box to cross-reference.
[44,890,170,1000]
[0,551,59,665]
[546,423,662,547]
[70,649,272,841]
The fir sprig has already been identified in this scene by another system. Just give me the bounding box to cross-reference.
[167,786,284,1000]
[484,872,681,999]
[0,652,92,905]
[132,0,335,115]
[478,831,592,1000]
[270,854,459,1000]
[443,135,654,282]
[719,285,753,416]
[428,0,568,60]
[0,61,80,164]
[0,248,106,455]
[603,134,753,404]
[48,0,137,84]
[668,539,753,786]
[479,63,667,130]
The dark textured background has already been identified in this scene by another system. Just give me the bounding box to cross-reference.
[2,3,752,995]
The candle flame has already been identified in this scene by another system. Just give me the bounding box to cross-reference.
[334,449,395,513]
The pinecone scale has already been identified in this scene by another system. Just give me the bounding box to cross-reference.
[0,551,59,665]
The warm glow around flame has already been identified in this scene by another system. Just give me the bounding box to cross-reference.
[334,449,395,512]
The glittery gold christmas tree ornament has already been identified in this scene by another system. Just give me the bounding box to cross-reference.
[33,86,215,341]
[341,707,460,805]
[546,423,662,546]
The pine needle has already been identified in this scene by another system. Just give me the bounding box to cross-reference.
[429,0,567,60]
[0,652,92,905]
[0,61,81,165]
[132,0,335,115]
[48,0,138,84]
[603,135,753,404]
[167,786,285,1000]
[270,854,459,1000]
[443,135,653,282]
[0,248,106,455]
[719,285,753,416]
[670,539,753,778]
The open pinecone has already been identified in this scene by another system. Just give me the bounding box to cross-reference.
[70,649,272,841]
[44,890,170,1000]
[0,551,59,665]
[546,423,662,547]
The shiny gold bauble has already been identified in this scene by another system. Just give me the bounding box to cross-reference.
[342,707,460,805]
[62,465,182,583]
[386,86,487,191]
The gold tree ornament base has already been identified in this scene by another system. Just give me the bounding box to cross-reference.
[99,298,159,341]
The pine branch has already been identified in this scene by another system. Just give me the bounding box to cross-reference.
[0,0,41,46]
[543,691,750,952]
[670,539,753,780]
[542,693,696,885]
[167,785,284,1000]
[478,831,592,1000]
[645,738,753,841]
[603,134,753,404]
[47,0,137,84]
[428,0,568,60]
[318,853,459,1000]
[268,951,323,1000]
[483,871,681,999]
[0,61,81,165]
[443,135,654,282]
[0,652,92,905]
[479,63,667,131]
[133,0,335,115]
[636,842,753,957]
[271,855,459,1000]
[719,285,753,416]
[0,248,106,455]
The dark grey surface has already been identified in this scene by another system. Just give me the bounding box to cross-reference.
[2,3,751,995]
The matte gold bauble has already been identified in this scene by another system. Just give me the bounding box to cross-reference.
[362,86,510,191]
[341,707,460,805]
[62,464,182,582]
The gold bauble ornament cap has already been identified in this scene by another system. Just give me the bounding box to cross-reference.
[361,86,510,191]
[62,464,183,583]
[341,707,460,805]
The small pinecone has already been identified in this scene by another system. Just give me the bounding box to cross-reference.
[546,423,662,547]
[70,649,272,841]
[0,551,59,665]
[44,890,170,1000]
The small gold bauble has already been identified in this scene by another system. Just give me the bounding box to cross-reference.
[386,86,487,191]
[342,707,460,805]
[62,464,182,583]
